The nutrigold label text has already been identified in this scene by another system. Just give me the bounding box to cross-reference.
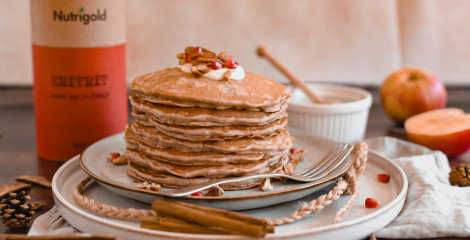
[53,8,107,25]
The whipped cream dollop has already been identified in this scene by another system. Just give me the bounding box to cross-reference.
[178,63,245,81]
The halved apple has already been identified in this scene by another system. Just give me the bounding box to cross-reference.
[404,108,470,157]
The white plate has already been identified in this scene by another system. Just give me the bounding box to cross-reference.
[79,128,352,210]
[52,148,407,240]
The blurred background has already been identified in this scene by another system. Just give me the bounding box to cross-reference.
[1,0,470,86]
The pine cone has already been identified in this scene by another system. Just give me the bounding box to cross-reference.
[0,182,35,228]
[449,163,470,187]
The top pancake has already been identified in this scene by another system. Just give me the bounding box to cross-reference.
[129,94,288,126]
[130,67,289,112]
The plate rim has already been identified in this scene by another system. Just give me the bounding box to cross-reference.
[79,131,352,201]
[51,149,408,239]
[53,157,223,240]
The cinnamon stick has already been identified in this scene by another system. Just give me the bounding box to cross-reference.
[141,216,230,235]
[0,234,115,240]
[151,198,274,237]
[16,175,52,188]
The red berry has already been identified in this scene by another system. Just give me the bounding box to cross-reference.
[235,61,239,65]
[191,191,204,197]
[365,198,381,208]
[227,56,236,68]
[193,47,202,54]
[185,53,191,63]
[210,61,222,70]
[290,148,297,154]
[377,173,390,183]
[107,152,120,161]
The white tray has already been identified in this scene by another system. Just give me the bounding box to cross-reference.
[52,150,407,239]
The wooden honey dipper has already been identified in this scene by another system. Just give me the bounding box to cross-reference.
[257,45,335,104]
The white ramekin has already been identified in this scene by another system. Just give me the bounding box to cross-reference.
[287,84,372,143]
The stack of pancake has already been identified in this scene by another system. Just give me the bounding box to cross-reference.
[123,48,292,190]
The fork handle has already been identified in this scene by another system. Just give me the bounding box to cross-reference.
[160,173,286,197]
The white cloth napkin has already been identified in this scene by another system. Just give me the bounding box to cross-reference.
[367,137,470,238]
[29,137,470,238]
[29,207,78,236]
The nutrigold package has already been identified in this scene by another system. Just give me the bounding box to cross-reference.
[31,0,127,161]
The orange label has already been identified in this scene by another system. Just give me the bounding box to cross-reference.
[33,43,127,160]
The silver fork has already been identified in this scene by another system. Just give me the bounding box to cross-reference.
[159,143,353,197]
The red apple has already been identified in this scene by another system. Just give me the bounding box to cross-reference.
[380,68,447,124]
[405,108,470,157]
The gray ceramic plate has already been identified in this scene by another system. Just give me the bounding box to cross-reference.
[79,128,351,210]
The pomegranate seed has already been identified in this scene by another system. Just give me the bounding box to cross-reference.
[365,198,381,208]
[193,47,202,54]
[227,56,236,68]
[107,152,120,161]
[377,173,390,183]
[210,61,222,70]
[191,191,204,197]
[185,53,191,63]
[290,148,297,154]
[235,61,239,65]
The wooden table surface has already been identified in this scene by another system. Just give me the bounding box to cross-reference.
[1,86,469,238]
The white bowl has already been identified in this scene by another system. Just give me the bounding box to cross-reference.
[287,84,372,143]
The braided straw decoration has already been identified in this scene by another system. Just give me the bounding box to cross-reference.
[266,141,368,226]
[265,180,349,225]
[350,142,368,176]
[73,177,156,219]
[73,142,368,226]
[333,170,359,223]
[331,142,368,223]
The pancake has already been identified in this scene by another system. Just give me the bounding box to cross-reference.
[130,68,289,112]
[127,163,263,190]
[127,154,289,190]
[125,149,285,178]
[130,94,288,127]
[126,122,292,154]
[125,140,267,164]
[136,116,287,141]
[125,142,276,166]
